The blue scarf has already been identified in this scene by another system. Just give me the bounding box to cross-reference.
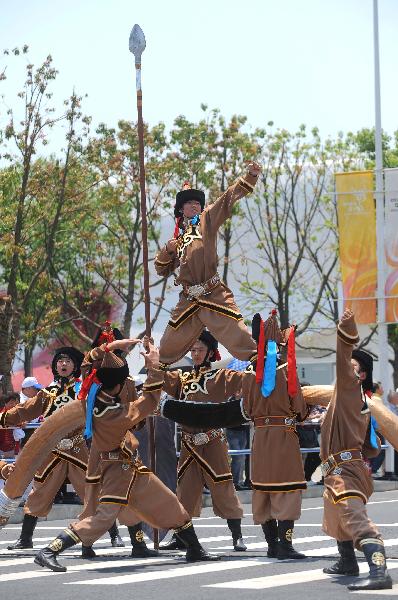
[261,340,277,398]
[83,382,101,441]
[369,416,379,449]
[190,214,200,226]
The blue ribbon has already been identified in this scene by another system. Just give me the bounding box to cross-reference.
[369,416,379,449]
[74,380,82,396]
[190,214,200,226]
[261,340,277,398]
[83,382,101,440]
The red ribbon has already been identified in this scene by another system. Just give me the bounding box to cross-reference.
[78,369,100,401]
[256,318,265,383]
[287,327,298,397]
[173,218,180,239]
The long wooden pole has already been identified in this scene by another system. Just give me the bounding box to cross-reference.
[130,25,158,549]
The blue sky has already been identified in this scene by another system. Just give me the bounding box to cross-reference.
[1,0,398,140]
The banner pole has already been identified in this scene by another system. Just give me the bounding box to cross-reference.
[373,0,393,474]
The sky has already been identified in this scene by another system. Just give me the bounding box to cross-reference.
[1,0,398,141]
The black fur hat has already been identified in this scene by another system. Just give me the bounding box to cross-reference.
[174,186,205,217]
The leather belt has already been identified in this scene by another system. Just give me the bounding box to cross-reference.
[182,428,224,446]
[56,433,84,451]
[254,416,297,430]
[182,273,221,301]
[100,448,138,462]
[321,449,363,477]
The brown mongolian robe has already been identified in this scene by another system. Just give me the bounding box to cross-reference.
[242,363,308,523]
[68,346,190,546]
[162,366,244,519]
[0,380,88,517]
[155,173,259,365]
[321,312,381,548]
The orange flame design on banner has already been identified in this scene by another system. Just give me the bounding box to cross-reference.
[336,171,376,324]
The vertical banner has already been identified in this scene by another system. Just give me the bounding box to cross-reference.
[385,168,398,322]
[336,171,377,324]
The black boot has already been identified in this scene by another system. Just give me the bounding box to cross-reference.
[128,524,159,558]
[34,529,79,572]
[277,520,306,560]
[159,533,186,551]
[323,540,359,576]
[347,541,392,591]
[227,518,247,551]
[7,514,38,550]
[108,521,125,547]
[261,519,278,558]
[175,522,221,562]
[81,545,96,559]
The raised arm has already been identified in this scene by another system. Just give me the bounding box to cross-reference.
[335,309,360,393]
[302,385,334,407]
[0,392,47,428]
[204,162,261,231]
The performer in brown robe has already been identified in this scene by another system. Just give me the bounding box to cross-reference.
[34,338,220,572]
[82,321,154,556]
[238,311,308,559]
[1,346,122,556]
[155,162,261,368]
[159,330,246,552]
[321,309,392,591]
[159,312,333,560]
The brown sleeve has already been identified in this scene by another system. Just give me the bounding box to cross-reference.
[290,384,309,422]
[302,385,334,407]
[224,369,244,400]
[154,244,180,277]
[336,312,359,388]
[0,391,47,428]
[162,370,182,398]
[204,172,258,231]
[126,368,164,425]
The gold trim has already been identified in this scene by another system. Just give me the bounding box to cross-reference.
[174,521,192,533]
[65,527,81,543]
[360,538,384,547]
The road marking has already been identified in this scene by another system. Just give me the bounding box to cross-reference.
[0,557,170,582]
[211,535,332,550]
[204,560,398,589]
[66,559,267,585]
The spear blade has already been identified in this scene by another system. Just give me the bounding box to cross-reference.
[129,24,146,62]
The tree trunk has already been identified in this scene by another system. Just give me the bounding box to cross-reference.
[24,345,34,377]
[0,297,19,392]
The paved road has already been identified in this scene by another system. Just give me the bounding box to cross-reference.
[1,490,398,599]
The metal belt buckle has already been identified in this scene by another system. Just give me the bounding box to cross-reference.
[284,417,295,426]
[340,451,352,461]
[58,439,73,451]
[193,432,209,445]
[187,284,206,300]
[108,451,120,460]
[320,462,330,477]
[321,457,335,477]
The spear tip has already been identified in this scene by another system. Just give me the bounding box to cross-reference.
[129,24,146,60]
